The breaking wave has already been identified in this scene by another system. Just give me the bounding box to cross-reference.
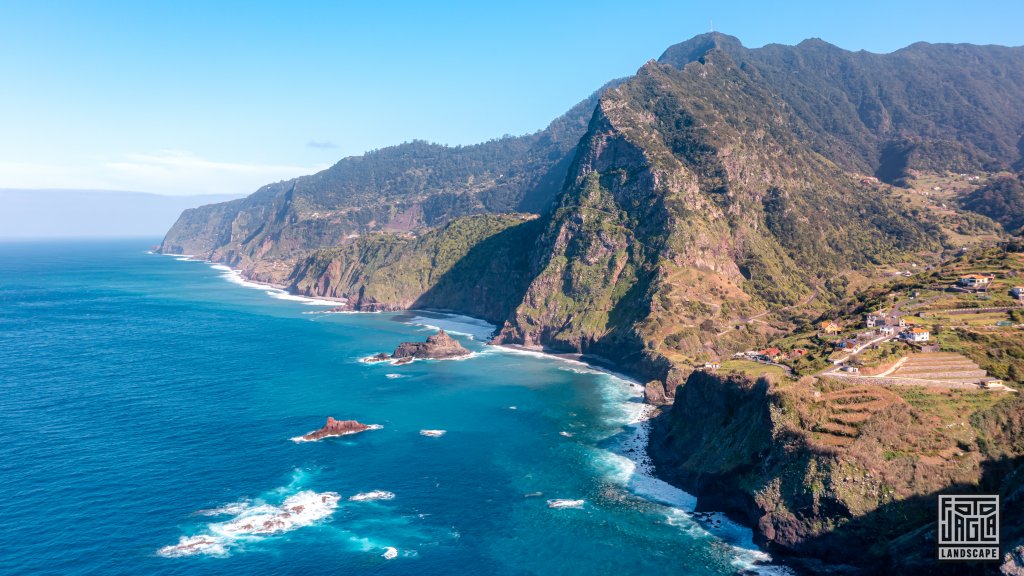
[158,485,340,558]
[349,490,395,502]
[205,263,338,306]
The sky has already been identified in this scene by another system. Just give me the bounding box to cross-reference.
[1,0,1022,196]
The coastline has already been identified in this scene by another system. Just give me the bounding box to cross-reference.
[158,252,786,573]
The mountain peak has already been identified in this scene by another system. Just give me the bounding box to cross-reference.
[657,32,745,68]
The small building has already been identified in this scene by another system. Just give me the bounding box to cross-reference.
[958,274,993,288]
[865,313,884,328]
[788,348,808,359]
[820,321,841,335]
[901,327,930,342]
[834,339,858,350]
[759,348,783,362]
[703,361,720,370]
[879,325,896,336]
[1011,287,1024,299]
[841,365,860,373]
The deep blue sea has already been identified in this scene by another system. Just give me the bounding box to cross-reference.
[0,240,786,575]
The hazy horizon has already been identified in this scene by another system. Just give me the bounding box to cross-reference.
[0,189,243,239]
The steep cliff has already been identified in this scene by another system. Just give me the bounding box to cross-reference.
[649,371,1024,573]
[494,48,938,377]
[288,214,541,323]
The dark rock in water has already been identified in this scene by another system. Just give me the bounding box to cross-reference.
[393,357,413,365]
[363,352,391,363]
[301,417,374,441]
[391,330,470,360]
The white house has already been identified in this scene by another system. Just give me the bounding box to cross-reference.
[958,274,993,288]
[901,327,930,342]
[879,325,896,336]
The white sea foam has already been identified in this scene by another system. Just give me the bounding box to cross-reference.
[200,262,339,306]
[158,489,340,558]
[403,314,496,341]
[382,546,399,559]
[559,431,574,438]
[385,373,407,379]
[588,369,792,574]
[558,366,605,376]
[194,501,252,517]
[419,429,446,437]
[547,499,585,509]
[349,490,395,502]
[266,290,339,306]
[362,352,477,366]
[157,535,230,558]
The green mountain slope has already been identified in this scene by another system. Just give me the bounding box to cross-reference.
[159,84,618,265]
[494,49,942,378]
[288,214,541,323]
[660,34,1024,182]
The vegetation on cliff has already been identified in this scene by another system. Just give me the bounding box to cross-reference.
[289,214,541,323]
[960,173,1024,235]
[649,370,1024,573]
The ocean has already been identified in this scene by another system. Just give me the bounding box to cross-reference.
[0,240,786,575]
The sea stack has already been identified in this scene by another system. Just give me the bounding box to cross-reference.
[301,417,373,441]
[390,330,471,361]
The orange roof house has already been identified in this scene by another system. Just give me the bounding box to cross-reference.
[958,274,993,287]
[819,321,841,334]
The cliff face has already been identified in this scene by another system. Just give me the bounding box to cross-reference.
[649,371,1024,573]
[287,214,542,324]
[493,49,938,376]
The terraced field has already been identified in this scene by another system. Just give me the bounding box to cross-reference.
[808,384,906,447]
[888,352,998,387]
[831,352,1013,390]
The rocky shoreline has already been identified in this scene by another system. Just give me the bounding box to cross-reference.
[157,254,872,573]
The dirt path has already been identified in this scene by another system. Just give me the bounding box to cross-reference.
[718,286,821,336]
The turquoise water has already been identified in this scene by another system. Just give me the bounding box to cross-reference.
[0,240,783,575]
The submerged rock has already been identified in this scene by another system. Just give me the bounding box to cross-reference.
[301,417,375,441]
[390,330,470,360]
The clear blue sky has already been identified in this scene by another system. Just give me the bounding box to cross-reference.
[1,0,1021,195]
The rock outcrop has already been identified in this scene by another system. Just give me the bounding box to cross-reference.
[301,417,374,441]
[391,330,470,360]
[643,380,671,405]
[648,370,1024,573]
